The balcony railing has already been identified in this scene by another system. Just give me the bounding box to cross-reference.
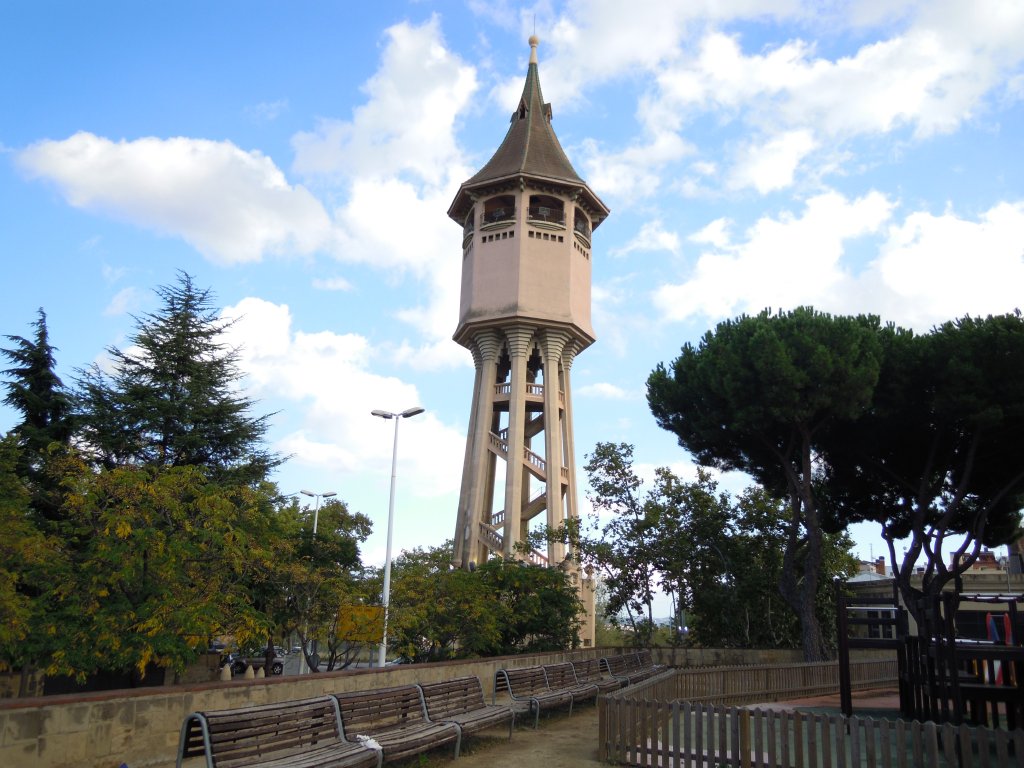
[573,217,591,238]
[527,205,565,225]
[483,207,515,225]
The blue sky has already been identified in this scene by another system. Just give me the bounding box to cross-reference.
[2,1,1023,588]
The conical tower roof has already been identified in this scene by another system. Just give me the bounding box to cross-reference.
[448,37,608,226]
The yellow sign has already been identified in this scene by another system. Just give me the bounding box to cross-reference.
[336,605,385,642]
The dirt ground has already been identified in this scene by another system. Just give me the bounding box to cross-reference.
[394,704,605,768]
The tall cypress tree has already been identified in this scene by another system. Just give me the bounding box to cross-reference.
[2,309,74,520]
[76,272,279,485]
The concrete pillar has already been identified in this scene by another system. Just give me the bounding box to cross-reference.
[541,330,569,564]
[561,342,580,524]
[503,325,534,557]
[453,341,485,568]
[464,331,501,567]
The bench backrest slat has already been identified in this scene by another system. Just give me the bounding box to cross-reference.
[180,696,343,766]
[602,655,630,675]
[573,658,606,682]
[542,662,579,689]
[499,666,552,697]
[419,676,487,718]
[335,684,428,734]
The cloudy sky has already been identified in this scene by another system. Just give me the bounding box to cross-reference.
[2,1,1022,583]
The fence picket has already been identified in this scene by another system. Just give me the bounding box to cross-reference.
[598,662,1019,768]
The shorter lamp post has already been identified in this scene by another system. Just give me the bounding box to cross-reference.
[300,489,337,536]
[372,406,425,667]
[298,489,336,674]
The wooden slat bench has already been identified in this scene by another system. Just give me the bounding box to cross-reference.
[601,653,658,686]
[494,666,574,729]
[633,650,666,675]
[333,684,461,762]
[570,657,623,694]
[176,695,382,768]
[418,676,515,742]
[542,662,600,705]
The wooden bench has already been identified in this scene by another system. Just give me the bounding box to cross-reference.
[570,657,623,694]
[418,676,515,743]
[633,650,666,675]
[494,666,574,728]
[601,654,658,686]
[333,684,461,763]
[176,695,382,768]
[542,662,600,704]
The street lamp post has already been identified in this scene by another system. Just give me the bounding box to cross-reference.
[300,489,337,536]
[298,489,336,674]
[372,406,425,667]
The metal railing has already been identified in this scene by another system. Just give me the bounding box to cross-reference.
[483,207,514,225]
[527,205,565,225]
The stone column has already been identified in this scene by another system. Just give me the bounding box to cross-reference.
[453,340,485,568]
[561,341,581,526]
[502,325,534,557]
[541,329,569,564]
[464,330,501,567]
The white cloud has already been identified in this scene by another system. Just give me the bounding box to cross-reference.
[312,276,353,291]
[581,131,693,201]
[654,189,895,322]
[727,129,817,193]
[102,287,142,317]
[690,218,732,248]
[655,191,1024,331]
[556,2,1024,195]
[867,201,1024,328]
[220,297,466,496]
[246,99,289,122]
[577,382,632,400]
[291,16,478,186]
[17,132,332,265]
[611,220,682,258]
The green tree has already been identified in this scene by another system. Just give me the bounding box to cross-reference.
[821,314,1024,619]
[648,307,883,660]
[259,497,373,673]
[386,543,582,660]
[576,442,662,646]
[2,308,74,521]
[39,455,280,682]
[0,435,61,694]
[76,273,278,485]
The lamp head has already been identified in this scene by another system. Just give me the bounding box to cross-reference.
[401,406,425,418]
[323,492,337,498]
[300,489,314,497]
[371,409,394,419]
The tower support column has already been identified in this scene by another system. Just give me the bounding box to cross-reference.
[502,325,534,556]
[541,330,569,564]
[463,331,501,568]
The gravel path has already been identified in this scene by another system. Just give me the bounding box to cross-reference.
[397,704,605,768]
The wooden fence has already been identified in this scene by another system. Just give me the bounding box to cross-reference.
[598,660,1015,766]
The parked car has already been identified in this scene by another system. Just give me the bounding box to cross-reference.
[223,648,285,676]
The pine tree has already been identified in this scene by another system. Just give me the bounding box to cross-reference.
[76,273,279,485]
[2,309,74,520]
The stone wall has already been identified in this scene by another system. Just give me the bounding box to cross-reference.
[0,648,604,768]
[0,646,835,767]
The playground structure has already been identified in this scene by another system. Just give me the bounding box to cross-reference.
[837,581,1024,729]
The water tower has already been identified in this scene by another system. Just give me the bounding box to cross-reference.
[448,37,609,645]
